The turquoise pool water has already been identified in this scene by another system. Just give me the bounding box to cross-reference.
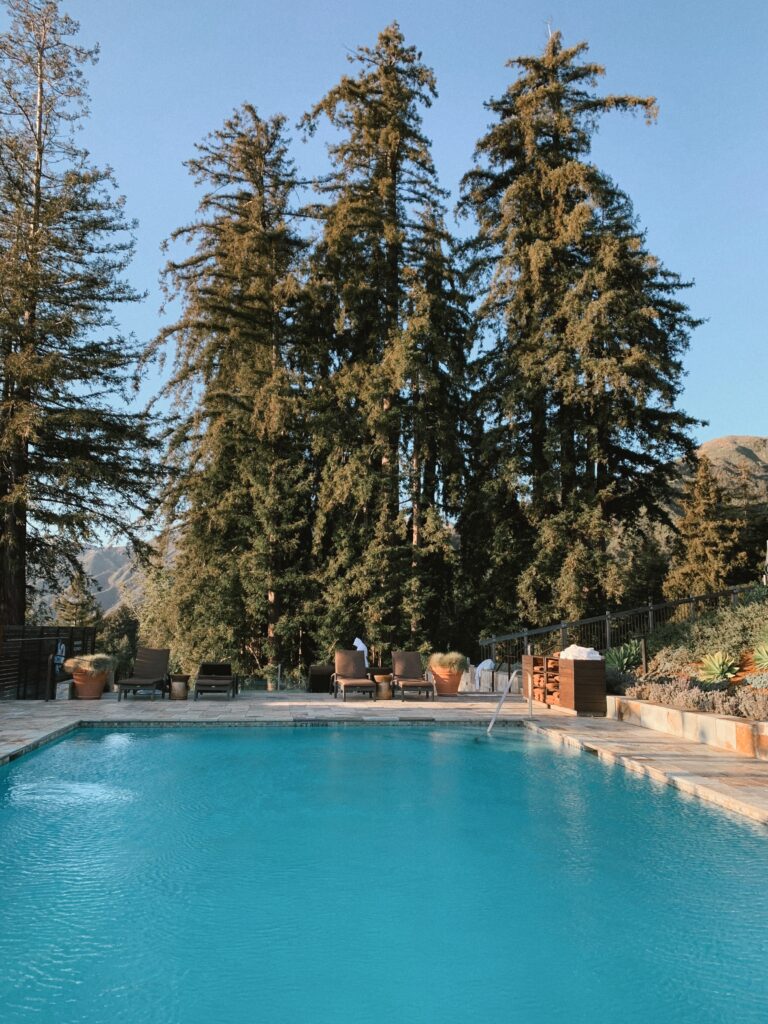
[0,726,767,1023]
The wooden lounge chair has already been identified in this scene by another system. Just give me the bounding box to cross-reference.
[194,662,235,700]
[392,651,436,701]
[333,650,376,702]
[116,647,170,701]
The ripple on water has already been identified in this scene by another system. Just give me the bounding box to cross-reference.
[1,726,768,1024]
[7,780,135,809]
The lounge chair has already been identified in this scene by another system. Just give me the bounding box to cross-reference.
[333,650,376,701]
[392,651,436,701]
[194,662,235,700]
[116,647,170,701]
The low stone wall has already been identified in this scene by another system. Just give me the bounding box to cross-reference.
[607,695,768,760]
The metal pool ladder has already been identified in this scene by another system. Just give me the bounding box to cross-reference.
[486,665,529,736]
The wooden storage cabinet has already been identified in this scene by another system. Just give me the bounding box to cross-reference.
[522,654,606,716]
[522,654,561,706]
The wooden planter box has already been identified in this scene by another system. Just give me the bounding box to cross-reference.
[522,655,606,716]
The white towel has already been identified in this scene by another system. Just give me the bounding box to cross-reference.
[352,637,369,668]
[559,644,602,661]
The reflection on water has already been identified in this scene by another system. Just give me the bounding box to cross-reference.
[8,780,134,808]
[100,732,135,751]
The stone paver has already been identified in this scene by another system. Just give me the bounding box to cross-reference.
[1,693,768,826]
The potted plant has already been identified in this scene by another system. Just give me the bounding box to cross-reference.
[428,652,469,695]
[64,653,115,700]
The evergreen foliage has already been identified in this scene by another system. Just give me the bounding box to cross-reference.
[0,0,159,626]
[664,455,744,599]
[725,464,768,585]
[0,12,735,668]
[302,22,470,654]
[53,571,101,627]
[150,106,312,672]
[97,602,139,679]
[461,31,700,624]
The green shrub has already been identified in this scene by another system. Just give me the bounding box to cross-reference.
[605,640,642,674]
[736,688,768,720]
[699,651,739,684]
[646,646,698,683]
[646,589,768,661]
[691,602,768,660]
[646,620,695,658]
[624,672,768,719]
[605,667,637,695]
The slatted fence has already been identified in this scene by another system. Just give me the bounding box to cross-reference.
[0,625,97,700]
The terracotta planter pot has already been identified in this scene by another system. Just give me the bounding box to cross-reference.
[430,667,463,695]
[72,670,107,700]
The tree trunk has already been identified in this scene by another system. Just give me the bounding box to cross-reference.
[0,21,48,627]
[410,385,422,638]
[0,454,27,626]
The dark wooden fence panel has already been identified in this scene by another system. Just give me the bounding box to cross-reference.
[0,626,97,700]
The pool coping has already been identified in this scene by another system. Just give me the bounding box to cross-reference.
[521,719,768,827]
[2,697,768,827]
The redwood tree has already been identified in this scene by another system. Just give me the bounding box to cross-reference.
[461,31,700,623]
[0,0,158,626]
[303,22,470,653]
[152,106,312,672]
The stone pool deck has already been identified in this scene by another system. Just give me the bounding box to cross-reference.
[1,692,768,826]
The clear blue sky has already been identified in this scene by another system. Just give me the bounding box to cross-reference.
[44,0,768,442]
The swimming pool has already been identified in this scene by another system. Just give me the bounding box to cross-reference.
[0,725,766,1023]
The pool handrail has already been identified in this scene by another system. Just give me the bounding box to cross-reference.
[486,665,525,735]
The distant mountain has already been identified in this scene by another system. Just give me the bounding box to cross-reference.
[80,544,137,615]
[696,435,768,504]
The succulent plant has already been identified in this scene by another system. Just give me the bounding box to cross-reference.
[605,640,642,674]
[698,651,739,685]
[744,672,768,689]
[753,644,768,671]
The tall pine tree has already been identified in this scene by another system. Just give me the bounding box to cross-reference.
[664,455,743,599]
[53,571,101,627]
[0,0,158,626]
[461,31,700,623]
[152,106,312,672]
[303,22,470,653]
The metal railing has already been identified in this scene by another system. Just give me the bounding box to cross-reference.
[479,584,760,667]
[486,668,524,735]
[0,625,97,700]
